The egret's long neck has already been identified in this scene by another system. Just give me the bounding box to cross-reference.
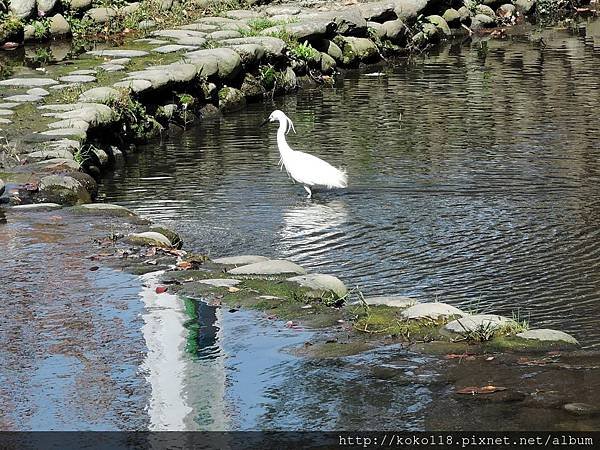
[277,118,292,155]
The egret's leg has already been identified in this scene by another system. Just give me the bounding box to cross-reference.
[304,185,312,198]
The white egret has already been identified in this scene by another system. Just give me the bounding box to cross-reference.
[261,110,348,198]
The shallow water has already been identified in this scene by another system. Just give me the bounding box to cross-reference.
[102,25,600,348]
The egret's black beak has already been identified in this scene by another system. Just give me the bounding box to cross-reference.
[259,117,269,127]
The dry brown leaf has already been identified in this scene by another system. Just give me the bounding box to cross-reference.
[456,385,507,395]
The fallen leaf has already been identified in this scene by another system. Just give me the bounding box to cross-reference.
[445,353,474,360]
[2,42,19,50]
[155,286,168,294]
[176,261,193,270]
[456,385,507,395]
[89,266,99,271]
[228,287,240,293]
[486,356,495,361]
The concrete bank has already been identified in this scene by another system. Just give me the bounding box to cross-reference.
[1,0,594,206]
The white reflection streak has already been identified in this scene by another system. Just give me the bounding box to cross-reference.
[140,271,192,430]
[280,199,349,240]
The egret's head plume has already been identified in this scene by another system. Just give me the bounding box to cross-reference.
[268,110,296,134]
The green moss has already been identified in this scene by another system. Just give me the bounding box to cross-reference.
[295,340,373,358]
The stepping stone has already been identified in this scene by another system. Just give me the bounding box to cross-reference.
[27,149,75,161]
[287,274,347,298]
[69,69,97,75]
[401,303,466,320]
[178,23,219,32]
[50,84,76,90]
[152,44,198,54]
[135,38,169,45]
[198,279,241,288]
[78,87,119,103]
[0,102,20,108]
[208,30,242,40]
[224,9,261,20]
[58,75,97,83]
[12,203,63,211]
[362,296,418,308]
[444,314,515,334]
[126,231,172,247]
[228,259,306,275]
[26,88,50,96]
[516,329,579,345]
[113,79,152,93]
[47,119,90,131]
[0,109,14,116]
[0,118,12,124]
[87,49,149,58]
[40,128,87,140]
[109,58,131,65]
[3,94,44,102]
[0,78,58,87]
[213,255,270,265]
[99,64,125,72]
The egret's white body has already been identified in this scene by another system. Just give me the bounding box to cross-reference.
[264,110,347,198]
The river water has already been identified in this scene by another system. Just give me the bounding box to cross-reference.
[103,25,600,348]
[4,22,600,433]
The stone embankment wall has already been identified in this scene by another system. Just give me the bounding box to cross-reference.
[0,0,592,205]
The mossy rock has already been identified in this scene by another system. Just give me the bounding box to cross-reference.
[218,86,246,113]
[71,203,137,218]
[0,16,24,43]
[148,225,183,249]
[34,174,91,206]
[334,36,379,65]
[125,231,172,248]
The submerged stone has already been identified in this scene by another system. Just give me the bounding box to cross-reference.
[444,314,515,334]
[229,259,307,275]
[126,231,172,248]
[362,296,418,308]
[12,203,62,211]
[198,279,241,288]
[402,302,466,320]
[562,403,600,416]
[213,255,270,265]
[516,329,579,345]
[218,87,246,113]
[72,203,136,217]
[148,226,182,248]
[287,274,348,298]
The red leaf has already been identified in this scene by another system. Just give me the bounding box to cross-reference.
[155,286,168,294]
[456,385,507,395]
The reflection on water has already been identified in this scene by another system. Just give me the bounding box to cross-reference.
[102,24,600,347]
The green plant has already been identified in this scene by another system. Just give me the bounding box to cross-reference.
[56,84,85,103]
[30,47,53,65]
[109,90,162,141]
[259,64,276,89]
[73,145,90,166]
[177,93,194,107]
[291,41,318,61]
[31,19,51,39]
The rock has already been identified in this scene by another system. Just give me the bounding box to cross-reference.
[9,0,35,19]
[218,87,246,113]
[99,64,125,72]
[153,29,207,46]
[0,103,20,109]
[516,329,579,345]
[148,226,182,248]
[228,259,307,275]
[457,6,471,23]
[213,255,270,265]
[53,103,114,127]
[27,88,50,96]
[72,203,136,217]
[185,48,242,79]
[0,78,58,87]
[37,0,57,15]
[113,79,152,93]
[36,174,91,205]
[58,75,96,83]
[198,278,241,288]
[12,203,63,211]
[0,118,12,125]
[401,302,466,320]
[279,67,297,93]
[497,4,516,18]
[471,14,496,29]
[120,2,140,14]
[152,44,198,54]
[86,49,148,58]
[367,21,385,38]
[514,0,535,14]
[476,4,496,18]
[562,403,600,416]
[320,52,336,74]
[138,20,156,30]
[442,8,461,27]
[240,73,266,99]
[312,39,343,61]
[362,296,418,308]
[394,0,429,21]
[126,231,172,248]
[40,128,87,140]
[208,30,242,41]
[78,87,119,103]
[261,20,334,41]
[382,19,407,41]
[358,1,397,22]
[158,0,173,10]
[0,109,14,116]
[47,119,89,131]
[69,0,92,11]
[444,314,515,334]
[334,36,379,65]
[108,58,131,65]
[218,37,286,59]
[224,9,260,20]
[85,7,117,24]
[49,14,70,36]
[229,43,265,66]
[26,148,74,162]
[3,94,44,103]
[287,274,348,298]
